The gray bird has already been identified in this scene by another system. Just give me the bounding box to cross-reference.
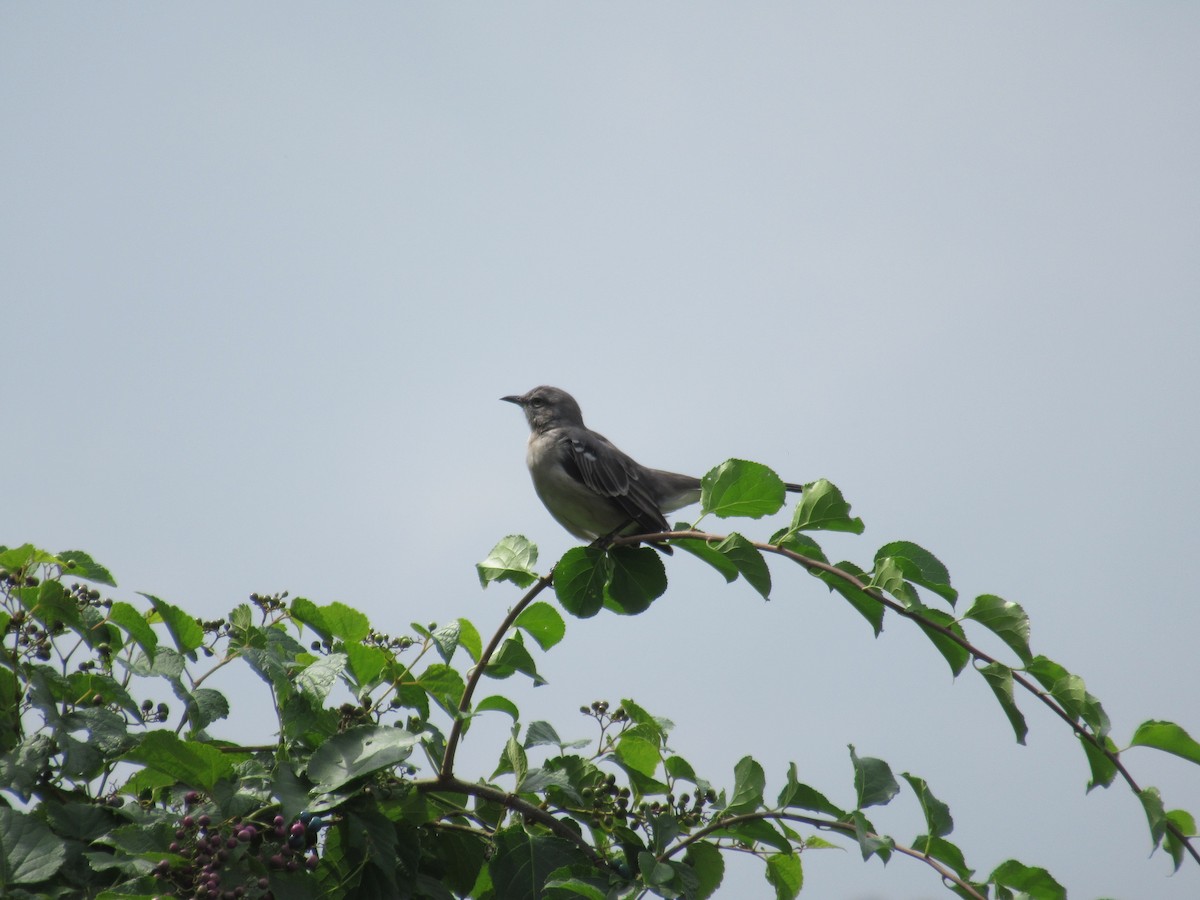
[502,385,803,546]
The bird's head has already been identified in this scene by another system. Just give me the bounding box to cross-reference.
[501,385,585,433]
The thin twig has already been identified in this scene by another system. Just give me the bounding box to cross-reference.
[438,572,554,780]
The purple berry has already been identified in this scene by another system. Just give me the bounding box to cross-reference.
[289,822,306,837]
[198,814,212,827]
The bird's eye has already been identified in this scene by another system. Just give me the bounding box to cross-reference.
[529,398,545,408]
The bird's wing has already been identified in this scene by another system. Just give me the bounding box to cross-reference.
[556,428,669,536]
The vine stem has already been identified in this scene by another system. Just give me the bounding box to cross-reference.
[438,571,554,781]
[614,529,1200,868]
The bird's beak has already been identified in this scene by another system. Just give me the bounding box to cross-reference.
[500,395,524,405]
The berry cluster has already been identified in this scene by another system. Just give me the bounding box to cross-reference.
[153,793,324,898]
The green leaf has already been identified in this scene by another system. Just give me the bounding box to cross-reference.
[344,642,388,686]
[771,530,828,563]
[506,734,529,788]
[544,875,608,900]
[789,479,864,533]
[603,546,667,615]
[988,859,1066,900]
[486,636,547,686]
[616,726,661,778]
[106,601,158,661]
[418,663,468,715]
[295,653,346,703]
[488,828,587,900]
[123,730,237,792]
[812,562,884,635]
[725,756,766,814]
[1129,720,1200,766]
[765,851,803,900]
[874,541,956,606]
[476,695,520,720]
[1026,657,1110,737]
[189,688,230,731]
[1080,734,1119,792]
[0,807,67,885]
[553,546,608,618]
[457,617,483,662]
[143,594,203,656]
[477,535,539,589]
[850,745,899,809]
[683,840,725,900]
[515,602,566,651]
[700,459,786,519]
[56,549,116,586]
[901,773,953,839]
[910,605,971,676]
[964,594,1032,664]
[307,724,417,792]
[868,557,907,598]
[673,537,740,581]
[1164,808,1196,872]
[849,811,893,862]
[979,663,1028,745]
[911,834,973,880]
[708,817,791,853]
[714,533,772,599]
[0,543,58,572]
[778,763,845,816]
[1138,786,1168,850]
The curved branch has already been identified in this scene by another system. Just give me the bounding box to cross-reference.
[417,773,614,871]
[439,572,554,780]
[616,529,1200,868]
[662,809,986,900]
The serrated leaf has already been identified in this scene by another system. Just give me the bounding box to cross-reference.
[57,549,116,586]
[106,601,158,662]
[515,602,566,651]
[765,852,803,900]
[189,688,230,731]
[457,617,483,662]
[603,546,667,615]
[850,745,899,809]
[418,663,468,715]
[476,695,520,720]
[1129,720,1200,766]
[708,817,792,853]
[901,773,953,839]
[343,642,388,686]
[726,756,766,814]
[307,725,417,792]
[489,829,586,900]
[0,807,67,884]
[980,663,1028,744]
[123,730,238,792]
[616,728,661,778]
[988,859,1066,900]
[477,535,539,589]
[714,533,771,599]
[874,541,956,605]
[700,459,787,519]
[684,840,725,900]
[868,557,907,598]
[553,546,608,618]
[964,594,1032,664]
[295,653,346,703]
[143,594,203,656]
[790,479,864,533]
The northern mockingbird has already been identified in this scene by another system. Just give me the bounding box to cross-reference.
[502,385,803,546]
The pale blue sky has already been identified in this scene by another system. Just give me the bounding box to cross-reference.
[4,5,1199,898]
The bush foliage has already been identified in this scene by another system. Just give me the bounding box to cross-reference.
[1,461,1196,898]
